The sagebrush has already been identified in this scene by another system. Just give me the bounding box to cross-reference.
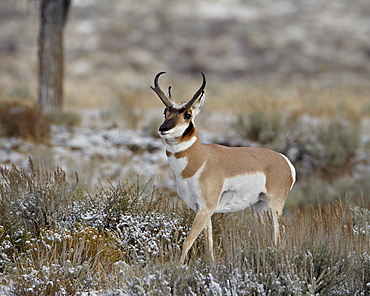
[0,161,369,295]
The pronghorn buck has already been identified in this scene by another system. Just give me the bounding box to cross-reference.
[151,72,296,264]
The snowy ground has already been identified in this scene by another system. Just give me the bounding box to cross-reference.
[0,119,171,191]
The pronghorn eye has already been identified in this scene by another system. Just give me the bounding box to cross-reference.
[184,112,191,120]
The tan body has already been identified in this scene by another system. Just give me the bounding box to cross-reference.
[151,72,296,264]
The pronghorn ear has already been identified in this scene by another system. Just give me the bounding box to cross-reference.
[191,92,205,116]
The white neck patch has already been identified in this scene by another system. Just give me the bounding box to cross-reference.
[166,135,198,154]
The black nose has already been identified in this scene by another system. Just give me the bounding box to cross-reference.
[159,118,175,133]
[159,124,168,133]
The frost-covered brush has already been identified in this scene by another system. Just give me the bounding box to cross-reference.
[151,72,296,264]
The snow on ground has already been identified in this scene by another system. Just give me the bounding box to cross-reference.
[0,122,175,192]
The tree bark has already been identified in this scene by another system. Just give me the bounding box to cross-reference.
[38,0,71,112]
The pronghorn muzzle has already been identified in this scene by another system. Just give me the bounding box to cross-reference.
[159,116,176,134]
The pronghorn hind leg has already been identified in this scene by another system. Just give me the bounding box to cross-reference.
[180,209,213,264]
[267,196,285,245]
[252,196,284,245]
[271,210,281,244]
[202,217,215,264]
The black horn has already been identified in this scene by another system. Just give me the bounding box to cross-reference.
[150,72,173,107]
[184,72,206,109]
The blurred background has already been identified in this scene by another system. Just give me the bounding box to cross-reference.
[1,0,370,212]
[1,0,370,91]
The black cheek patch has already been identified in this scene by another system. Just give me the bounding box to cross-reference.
[182,122,194,137]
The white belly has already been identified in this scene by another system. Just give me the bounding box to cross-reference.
[215,173,267,213]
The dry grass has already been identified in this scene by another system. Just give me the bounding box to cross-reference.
[2,78,369,128]
[0,100,50,143]
[0,161,369,294]
[196,80,370,119]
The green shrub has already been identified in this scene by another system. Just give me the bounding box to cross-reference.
[306,118,360,176]
[233,109,286,144]
[283,115,361,181]
[233,111,360,181]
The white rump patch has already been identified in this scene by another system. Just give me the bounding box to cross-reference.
[279,153,296,190]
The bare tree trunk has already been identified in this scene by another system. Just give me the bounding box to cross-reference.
[38,0,71,112]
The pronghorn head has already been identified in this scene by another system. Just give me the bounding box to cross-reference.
[151,72,206,141]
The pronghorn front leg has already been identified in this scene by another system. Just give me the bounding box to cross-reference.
[180,209,214,264]
[203,217,215,264]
